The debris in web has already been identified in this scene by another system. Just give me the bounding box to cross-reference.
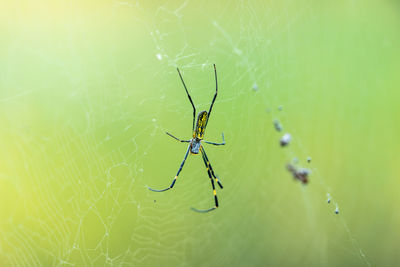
[273,119,283,132]
[307,156,312,163]
[280,133,292,147]
[327,193,331,204]
[156,53,163,60]
[286,163,310,184]
[278,105,283,111]
[335,204,339,214]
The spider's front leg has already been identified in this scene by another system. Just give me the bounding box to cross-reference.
[200,146,223,188]
[191,177,218,213]
[148,144,190,192]
[190,146,222,213]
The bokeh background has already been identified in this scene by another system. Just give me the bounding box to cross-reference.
[1,0,399,266]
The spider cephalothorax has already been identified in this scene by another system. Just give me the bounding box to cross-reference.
[190,138,202,154]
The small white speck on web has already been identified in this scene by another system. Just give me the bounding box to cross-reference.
[278,105,283,111]
[307,156,312,163]
[152,118,156,122]
[335,204,339,214]
[280,133,292,147]
[252,83,259,91]
[139,168,144,172]
[156,53,162,60]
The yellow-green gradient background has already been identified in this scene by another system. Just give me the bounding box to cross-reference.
[1,0,399,266]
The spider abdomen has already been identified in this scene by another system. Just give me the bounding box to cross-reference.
[194,111,208,140]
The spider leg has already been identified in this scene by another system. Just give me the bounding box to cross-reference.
[201,146,223,188]
[191,175,218,213]
[203,132,225,146]
[177,68,196,133]
[206,64,218,127]
[191,146,222,213]
[165,132,190,143]
[148,144,190,192]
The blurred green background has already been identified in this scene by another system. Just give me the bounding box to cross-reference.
[1,0,399,266]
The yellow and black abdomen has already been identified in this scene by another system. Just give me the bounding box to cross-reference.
[194,111,208,139]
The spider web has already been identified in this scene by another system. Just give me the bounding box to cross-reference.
[1,0,399,266]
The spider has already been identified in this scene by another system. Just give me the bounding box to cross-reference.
[148,64,225,213]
